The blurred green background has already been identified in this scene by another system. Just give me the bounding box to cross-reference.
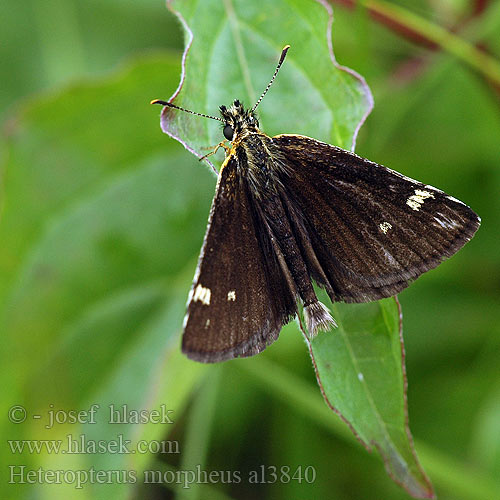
[1,1,499,499]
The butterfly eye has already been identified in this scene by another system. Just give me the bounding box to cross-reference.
[223,124,234,140]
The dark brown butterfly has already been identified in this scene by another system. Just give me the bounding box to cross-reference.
[152,45,480,363]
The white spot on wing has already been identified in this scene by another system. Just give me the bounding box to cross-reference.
[205,319,210,328]
[415,189,433,197]
[193,284,211,305]
[358,372,364,382]
[227,290,236,301]
[406,199,420,211]
[406,189,434,211]
[379,221,392,234]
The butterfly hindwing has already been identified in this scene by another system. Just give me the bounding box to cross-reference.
[182,155,296,362]
[272,134,480,303]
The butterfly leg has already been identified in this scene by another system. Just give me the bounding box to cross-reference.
[199,141,230,161]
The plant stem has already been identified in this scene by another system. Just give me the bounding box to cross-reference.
[361,0,500,86]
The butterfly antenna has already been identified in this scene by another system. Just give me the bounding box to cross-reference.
[251,45,290,113]
[150,99,224,122]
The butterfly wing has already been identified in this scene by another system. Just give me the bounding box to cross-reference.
[182,155,296,362]
[272,134,480,303]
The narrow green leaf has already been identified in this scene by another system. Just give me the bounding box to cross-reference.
[309,298,434,498]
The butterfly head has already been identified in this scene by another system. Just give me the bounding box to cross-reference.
[219,100,260,141]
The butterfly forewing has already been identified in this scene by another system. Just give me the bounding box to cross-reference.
[182,156,296,362]
[273,134,480,303]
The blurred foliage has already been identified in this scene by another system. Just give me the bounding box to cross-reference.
[1,1,499,500]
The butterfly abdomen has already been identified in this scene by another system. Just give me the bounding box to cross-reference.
[239,133,335,336]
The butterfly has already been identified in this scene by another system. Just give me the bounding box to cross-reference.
[152,45,480,363]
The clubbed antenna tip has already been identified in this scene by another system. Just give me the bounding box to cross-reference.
[151,99,168,105]
[279,45,291,64]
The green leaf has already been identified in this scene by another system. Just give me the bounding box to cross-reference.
[310,298,434,498]
[161,0,373,169]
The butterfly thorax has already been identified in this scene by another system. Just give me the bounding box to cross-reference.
[235,129,289,199]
